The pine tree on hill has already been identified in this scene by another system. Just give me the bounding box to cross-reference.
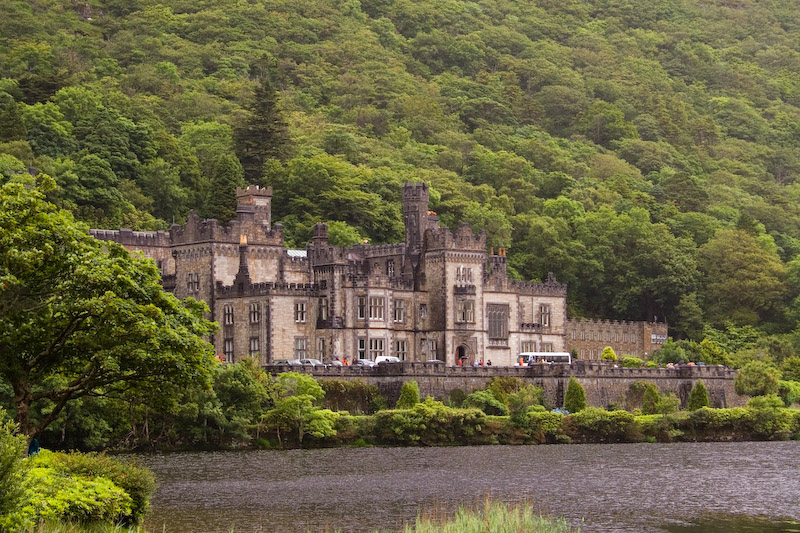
[234,75,291,185]
[204,153,245,223]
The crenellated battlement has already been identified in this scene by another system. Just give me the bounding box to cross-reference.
[216,280,318,298]
[169,211,284,246]
[424,224,486,251]
[90,228,171,247]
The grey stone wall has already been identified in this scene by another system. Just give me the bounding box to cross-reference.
[265,363,744,410]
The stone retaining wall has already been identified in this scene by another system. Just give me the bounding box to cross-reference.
[263,362,743,410]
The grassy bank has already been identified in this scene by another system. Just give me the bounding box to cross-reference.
[393,500,577,533]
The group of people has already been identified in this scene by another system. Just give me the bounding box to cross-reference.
[458,358,492,367]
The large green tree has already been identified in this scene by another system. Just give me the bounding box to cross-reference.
[0,180,216,438]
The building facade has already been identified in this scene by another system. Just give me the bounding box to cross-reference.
[92,183,573,366]
[564,318,668,360]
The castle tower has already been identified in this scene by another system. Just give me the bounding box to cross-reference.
[403,182,430,254]
[236,185,272,229]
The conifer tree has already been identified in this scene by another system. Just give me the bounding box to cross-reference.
[204,153,245,223]
[642,383,660,415]
[563,376,587,413]
[396,380,420,409]
[687,380,710,411]
[234,74,291,184]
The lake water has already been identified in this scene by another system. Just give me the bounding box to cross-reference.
[138,442,800,532]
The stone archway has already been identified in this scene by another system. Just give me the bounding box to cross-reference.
[456,344,472,366]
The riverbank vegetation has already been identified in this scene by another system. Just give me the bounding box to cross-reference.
[0,409,155,532]
[400,500,576,533]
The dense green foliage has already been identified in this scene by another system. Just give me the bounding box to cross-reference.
[396,380,421,409]
[687,380,710,411]
[4,0,800,351]
[0,181,216,438]
[0,415,155,531]
[563,377,586,413]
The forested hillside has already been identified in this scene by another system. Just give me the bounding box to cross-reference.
[3,0,800,354]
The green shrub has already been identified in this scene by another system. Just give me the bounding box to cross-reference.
[600,347,618,361]
[686,407,751,440]
[645,361,658,368]
[621,356,643,368]
[1,451,139,531]
[0,410,27,521]
[735,361,781,397]
[514,410,565,444]
[777,380,800,407]
[641,383,660,415]
[486,377,525,406]
[395,380,420,409]
[29,451,156,525]
[320,379,384,414]
[448,388,467,407]
[563,377,586,413]
[373,398,488,446]
[506,385,544,423]
[687,380,710,411]
[463,390,508,416]
[746,395,794,440]
[565,407,637,443]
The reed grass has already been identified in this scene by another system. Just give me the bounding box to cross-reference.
[25,521,147,533]
[401,499,578,533]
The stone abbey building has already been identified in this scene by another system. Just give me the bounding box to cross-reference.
[92,182,666,365]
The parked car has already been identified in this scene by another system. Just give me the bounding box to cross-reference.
[273,359,302,366]
[325,359,344,367]
[352,358,377,367]
[299,358,326,367]
[375,356,401,364]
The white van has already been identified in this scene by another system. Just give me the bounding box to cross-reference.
[517,352,571,365]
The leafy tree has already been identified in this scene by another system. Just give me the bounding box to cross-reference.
[687,380,710,411]
[563,377,586,413]
[463,390,508,416]
[234,75,292,184]
[781,356,800,382]
[0,181,216,438]
[734,361,781,397]
[396,380,421,409]
[262,372,336,446]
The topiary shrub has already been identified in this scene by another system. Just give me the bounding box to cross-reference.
[600,347,618,361]
[463,390,508,416]
[641,383,660,415]
[563,377,586,413]
[395,380,420,409]
[687,380,710,411]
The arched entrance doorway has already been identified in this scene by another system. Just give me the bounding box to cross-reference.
[456,344,471,366]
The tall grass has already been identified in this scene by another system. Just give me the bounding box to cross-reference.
[26,522,147,533]
[402,500,578,533]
